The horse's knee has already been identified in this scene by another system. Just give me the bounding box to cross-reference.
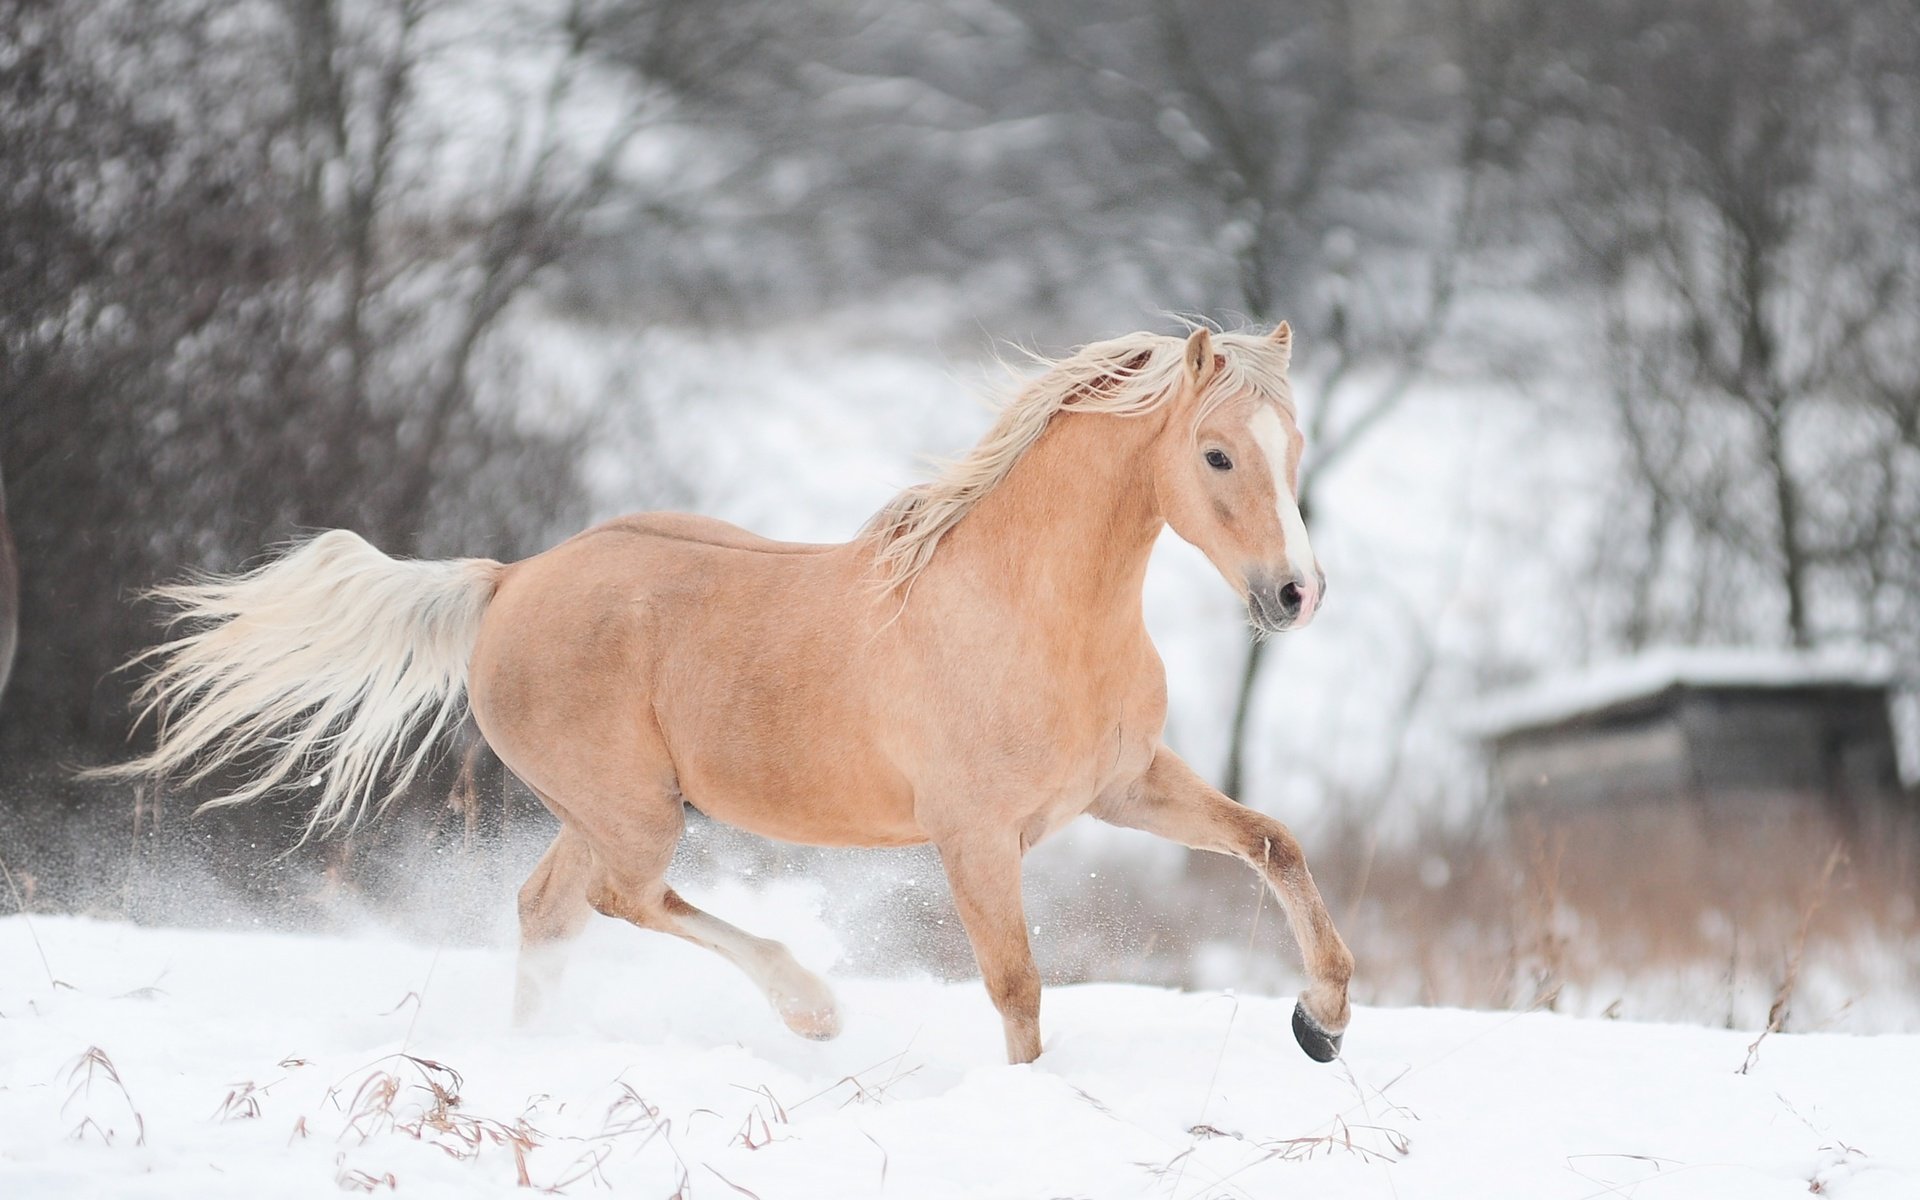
[1238,819,1303,874]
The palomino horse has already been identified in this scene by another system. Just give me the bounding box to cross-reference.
[107,324,1354,1064]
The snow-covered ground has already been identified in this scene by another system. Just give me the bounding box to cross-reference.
[6,897,1915,1199]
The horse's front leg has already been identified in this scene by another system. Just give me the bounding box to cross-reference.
[935,830,1043,1064]
[1091,745,1354,1061]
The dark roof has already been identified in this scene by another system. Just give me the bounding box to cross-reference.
[1462,647,1895,740]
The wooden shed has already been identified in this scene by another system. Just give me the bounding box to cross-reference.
[1466,649,1906,819]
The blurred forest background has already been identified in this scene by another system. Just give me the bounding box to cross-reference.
[4,0,1919,1031]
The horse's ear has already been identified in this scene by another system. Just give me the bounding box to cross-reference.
[1184,328,1217,389]
[1269,320,1293,365]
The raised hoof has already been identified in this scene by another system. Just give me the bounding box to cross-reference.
[788,1010,842,1041]
[1292,1002,1343,1063]
[773,987,843,1041]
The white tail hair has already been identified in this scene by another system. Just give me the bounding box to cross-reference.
[98,530,503,839]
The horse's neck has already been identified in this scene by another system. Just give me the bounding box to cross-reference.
[939,409,1164,625]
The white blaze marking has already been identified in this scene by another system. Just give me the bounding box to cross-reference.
[1248,407,1318,585]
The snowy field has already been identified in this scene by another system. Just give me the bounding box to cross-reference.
[5,898,1916,1199]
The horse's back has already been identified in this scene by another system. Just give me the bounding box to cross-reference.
[470,510,857,718]
[467,511,920,844]
[591,511,836,555]
[470,509,852,720]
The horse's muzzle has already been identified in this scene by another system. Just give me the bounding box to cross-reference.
[1247,569,1326,633]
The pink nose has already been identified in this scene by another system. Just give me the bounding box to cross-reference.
[1250,570,1324,631]
[1293,580,1320,625]
[1281,571,1326,627]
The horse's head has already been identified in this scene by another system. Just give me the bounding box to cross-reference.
[1155,323,1323,634]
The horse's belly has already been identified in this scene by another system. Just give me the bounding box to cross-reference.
[679,752,925,848]
[658,668,922,847]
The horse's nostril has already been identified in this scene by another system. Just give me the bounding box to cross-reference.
[1278,581,1303,614]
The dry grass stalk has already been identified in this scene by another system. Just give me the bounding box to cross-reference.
[1740,842,1847,1074]
[62,1045,144,1147]
[1250,1063,1416,1166]
[1,854,64,991]
[1516,823,1570,1012]
[726,1072,898,1184]
[779,1051,923,1115]
[1145,1060,1415,1199]
[705,1164,765,1198]
[323,1052,543,1188]
[334,1156,399,1192]
[733,1108,776,1151]
[540,1145,615,1193]
[1136,1140,1265,1200]
[1563,1151,1684,1194]
[338,1067,403,1144]
[862,1129,890,1187]
[1263,1114,1411,1164]
[213,1080,264,1121]
[532,1084,691,1194]
[728,1082,789,1150]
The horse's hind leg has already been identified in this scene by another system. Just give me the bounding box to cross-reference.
[640,886,841,1040]
[514,823,594,1023]
[578,798,841,1041]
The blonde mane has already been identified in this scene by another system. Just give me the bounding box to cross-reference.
[862,328,1296,591]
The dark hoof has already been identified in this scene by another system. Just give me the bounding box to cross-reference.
[1292,1002,1343,1063]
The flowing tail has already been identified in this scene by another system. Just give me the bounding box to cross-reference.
[98,529,504,839]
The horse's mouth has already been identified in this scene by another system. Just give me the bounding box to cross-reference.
[1246,590,1294,634]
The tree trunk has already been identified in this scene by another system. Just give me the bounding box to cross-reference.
[0,464,16,709]
[1763,411,1812,648]
[1221,635,1266,802]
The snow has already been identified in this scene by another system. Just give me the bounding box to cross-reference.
[1460,645,1900,738]
[6,900,1917,1199]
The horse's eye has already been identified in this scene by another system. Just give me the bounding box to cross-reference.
[1204,449,1233,471]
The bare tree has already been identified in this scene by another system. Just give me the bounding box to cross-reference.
[0,0,645,767]
[1539,0,1920,655]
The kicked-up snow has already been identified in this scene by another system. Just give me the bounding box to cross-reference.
[3,893,1916,1199]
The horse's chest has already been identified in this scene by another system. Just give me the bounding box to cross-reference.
[1023,642,1162,769]
[1003,717,1155,849]
[983,662,1159,827]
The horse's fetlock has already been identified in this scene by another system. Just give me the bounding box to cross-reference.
[1003,1012,1043,1064]
[1330,948,1355,988]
